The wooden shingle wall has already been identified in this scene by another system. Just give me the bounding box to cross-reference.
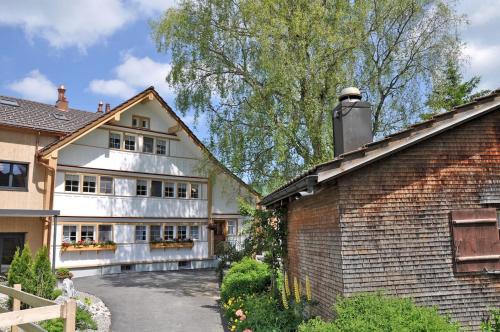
[335,110,500,329]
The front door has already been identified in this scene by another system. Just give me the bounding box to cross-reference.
[213,220,226,254]
[0,233,25,274]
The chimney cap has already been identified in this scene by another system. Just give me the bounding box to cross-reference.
[58,84,66,90]
[339,87,361,101]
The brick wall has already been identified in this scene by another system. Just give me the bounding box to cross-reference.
[287,184,343,317]
[336,110,500,330]
[286,110,500,330]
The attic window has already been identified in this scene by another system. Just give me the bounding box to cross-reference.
[0,98,19,107]
[132,116,150,129]
[53,113,69,121]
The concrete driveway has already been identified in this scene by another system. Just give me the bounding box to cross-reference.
[74,269,224,332]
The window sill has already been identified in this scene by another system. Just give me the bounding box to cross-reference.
[0,187,28,192]
[150,242,194,249]
[61,244,117,252]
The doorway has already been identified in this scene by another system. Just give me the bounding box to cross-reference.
[213,220,226,254]
[0,233,25,274]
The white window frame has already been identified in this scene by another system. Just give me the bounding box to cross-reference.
[135,225,148,242]
[150,225,162,242]
[227,220,237,236]
[190,225,199,240]
[136,179,148,196]
[62,225,78,243]
[177,225,187,240]
[177,183,188,199]
[190,183,200,199]
[64,173,80,192]
[81,225,96,242]
[109,131,122,149]
[82,175,97,193]
[98,224,114,242]
[124,133,137,151]
[99,176,114,195]
[142,136,155,154]
[156,139,167,155]
[164,182,176,198]
[164,225,175,241]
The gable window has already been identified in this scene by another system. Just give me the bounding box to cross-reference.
[164,225,175,240]
[164,182,175,198]
[63,225,77,243]
[98,225,113,242]
[109,132,121,149]
[143,137,154,153]
[136,179,148,196]
[151,180,162,197]
[150,225,162,241]
[64,174,79,192]
[177,225,187,240]
[124,134,136,151]
[99,176,113,194]
[135,225,147,242]
[81,225,95,242]
[190,183,200,199]
[132,116,150,129]
[177,183,187,198]
[156,139,167,155]
[82,175,97,193]
[227,220,237,235]
[0,162,28,189]
[190,225,199,240]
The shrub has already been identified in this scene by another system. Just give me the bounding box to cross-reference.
[225,293,302,332]
[7,244,34,293]
[51,288,63,300]
[220,258,271,302]
[298,293,460,332]
[32,246,56,299]
[55,268,73,280]
[41,308,97,331]
[482,309,500,332]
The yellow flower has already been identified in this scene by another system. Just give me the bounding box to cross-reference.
[284,272,290,297]
[306,275,312,302]
[281,282,289,309]
[231,325,236,331]
[294,277,301,303]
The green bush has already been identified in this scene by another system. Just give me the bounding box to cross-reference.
[482,309,500,332]
[220,258,271,302]
[41,308,97,331]
[32,246,56,299]
[55,268,73,280]
[298,293,460,332]
[7,244,34,293]
[51,288,63,300]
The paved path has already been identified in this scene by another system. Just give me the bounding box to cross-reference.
[74,269,224,332]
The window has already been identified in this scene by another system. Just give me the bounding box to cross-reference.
[82,175,97,193]
[227,220,237,235]
[164,182,175,198]
[135,225,147,242]
[177,225,187,240]
[64,174,79,192]
[177,183,187,198]
[150,225,162,241]
[164,225,175,240]
[109,132,121,149]
[143,137,154,153]
[0,162,28,189]
[136,179,148,196]
[100,176,113,194]
[124,134,136,151]
[190,226,199,240]
[81,225,95,242]
[151,180,162,197]
[63,225,77,243]
[132,116,149,129]
[190,183,200,199]
[156,139,167,155]
[98,225,113,242]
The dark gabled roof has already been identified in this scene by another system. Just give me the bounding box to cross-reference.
[0,95,103,134]
[261,88,500,206]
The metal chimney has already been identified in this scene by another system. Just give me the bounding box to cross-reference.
[333,87,372,157]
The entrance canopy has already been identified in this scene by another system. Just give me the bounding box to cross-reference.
[0,209,60,218]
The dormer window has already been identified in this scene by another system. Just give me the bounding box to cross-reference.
[132,116,150,129]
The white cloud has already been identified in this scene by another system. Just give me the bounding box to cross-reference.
[88,54,173,99]
[0,0,177,51]
[7,70,57,103]
[459,0,500,27]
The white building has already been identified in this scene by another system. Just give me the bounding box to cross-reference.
[38,87,258,277]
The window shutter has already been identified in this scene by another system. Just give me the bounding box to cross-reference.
[450,208,500,273]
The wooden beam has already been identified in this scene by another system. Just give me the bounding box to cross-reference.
[0,308,45,332]
[167,124,181,134]
[63,300,76,332]
[11,284,21,332]
[0,305,62,327]
[0,285,55,308]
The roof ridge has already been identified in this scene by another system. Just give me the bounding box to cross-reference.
[0,94,95,114]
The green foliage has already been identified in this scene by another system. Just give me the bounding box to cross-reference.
[215,241,246,281]
[51,288,63,300]
[41,308,97,332]
[55,268,73,280]
[424,60,490,119]
[32,246,56,299]
[482,309,500,332]
[220,258,271,302]
[153,0,464,191]
[225,293,303,332]
[298,292,460,332]
[7,244,34,293]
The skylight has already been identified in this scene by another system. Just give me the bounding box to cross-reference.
[0,98,19,107]
[53,113,69,121]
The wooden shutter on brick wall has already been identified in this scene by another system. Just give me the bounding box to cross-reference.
[450,208,500,273]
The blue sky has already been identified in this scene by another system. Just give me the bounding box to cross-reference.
[0,0,499,141]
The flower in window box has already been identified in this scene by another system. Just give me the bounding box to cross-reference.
[61,242,71,250]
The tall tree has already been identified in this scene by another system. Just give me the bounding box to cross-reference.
[423,60,489,119]
[153,0,463,192]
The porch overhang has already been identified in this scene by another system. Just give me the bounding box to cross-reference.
[0,209,60,218]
